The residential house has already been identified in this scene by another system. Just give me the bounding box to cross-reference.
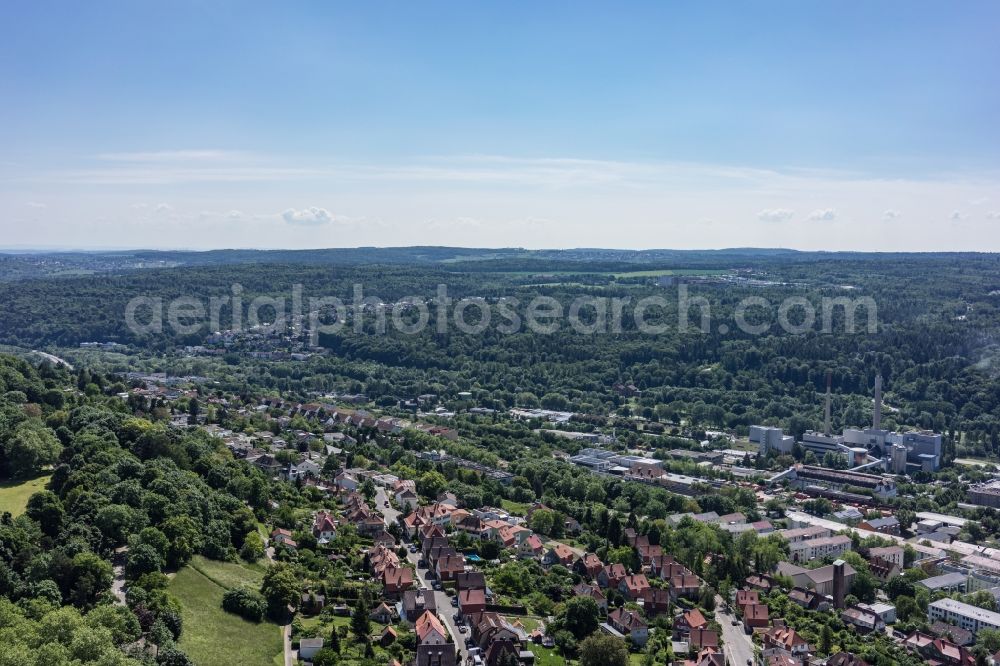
[826,653,870,666]
[436,554,466,582]
[789,535,852,563]
[859,516,900,536]
[370,601,398,624]
[841,605,885,633]
[455,571,487,592]
[867,556,901,583]
[735,589,760,613]
[689,627,720,650]
[572,582,607,613]
[334,472,358,492]
[762,622,811,660]
[904,632,975,666]
[674,608,708,637]
[752,520,775,535]
[744,603,770,630]
[746,574,778,593]
[642,587,671,616]
[458,589,487,616]
[400,589,436,623]
[575,553,604,580]
[668,573,701,601]
[868,546,904,568]
[416,610,449,645]
[395,489,420,511]
[608,608,648,646]
[598,563,628,589]
[685,648,725,666]
[298,638,324,661]
[518,534,544,559]
[637,543,664,565]
[542,543,575,567]
[383,566,415,598]
[788,587,829,611]
[930,621,974,647]
[619,574,651,601]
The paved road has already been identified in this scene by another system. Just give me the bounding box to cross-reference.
[376,486,469,664]
[715,595,755,666]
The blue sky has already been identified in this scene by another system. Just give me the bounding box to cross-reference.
[1,1,998,250]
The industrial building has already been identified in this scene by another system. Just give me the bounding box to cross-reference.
[752,372,943,474]
[967,480,1000,509]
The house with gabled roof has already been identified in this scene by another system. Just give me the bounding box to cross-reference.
[415,610,449,645]
[572,582,607,612]
[743,603,770,630]
[575,552,604,579]
[458,588,486,616]
[597,563,628,589]
[762,621,811,659]
[642,587,671,616]
[689,627,720,650]
[619,573,650,601]
[674,608,707,637]
[436,554,466,581]
[312,511,338,542]
[519,534,544,559]
[608,607,648,646]
[543,543,575,567]
[382,566,414,598]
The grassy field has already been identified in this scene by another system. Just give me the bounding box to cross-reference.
[528,644,566,665]
[0,475,51,516]
[169,556,283,666]
[500,499,530,516]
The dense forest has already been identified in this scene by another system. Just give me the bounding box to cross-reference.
[2,250,999,454]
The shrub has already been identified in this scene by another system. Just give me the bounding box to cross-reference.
[222,586,267,622]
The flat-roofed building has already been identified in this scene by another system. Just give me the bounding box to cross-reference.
[928,598,1000,636]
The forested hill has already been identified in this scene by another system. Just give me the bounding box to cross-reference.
[1,246,995,282]
[0,353,272,664]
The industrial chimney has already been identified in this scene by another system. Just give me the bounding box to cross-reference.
[824,370,832,436]
[873,374,883,431]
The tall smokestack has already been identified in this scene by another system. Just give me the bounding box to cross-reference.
[824,370,832,436]
[873,374,883,431]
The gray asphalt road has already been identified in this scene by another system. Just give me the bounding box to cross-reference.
[715,595,756,666]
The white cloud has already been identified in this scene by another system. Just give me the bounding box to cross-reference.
[807,208,836,221]
[987,211,1000,219]
[757,208,794,222]
[970,197,989,205]
[155,203,173,213]
[282,207,334,225]
[882,209,901,220]
[950,210,965,221]
[26,201,46,209]
[97,149,242,162]
[226,210,245,220]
